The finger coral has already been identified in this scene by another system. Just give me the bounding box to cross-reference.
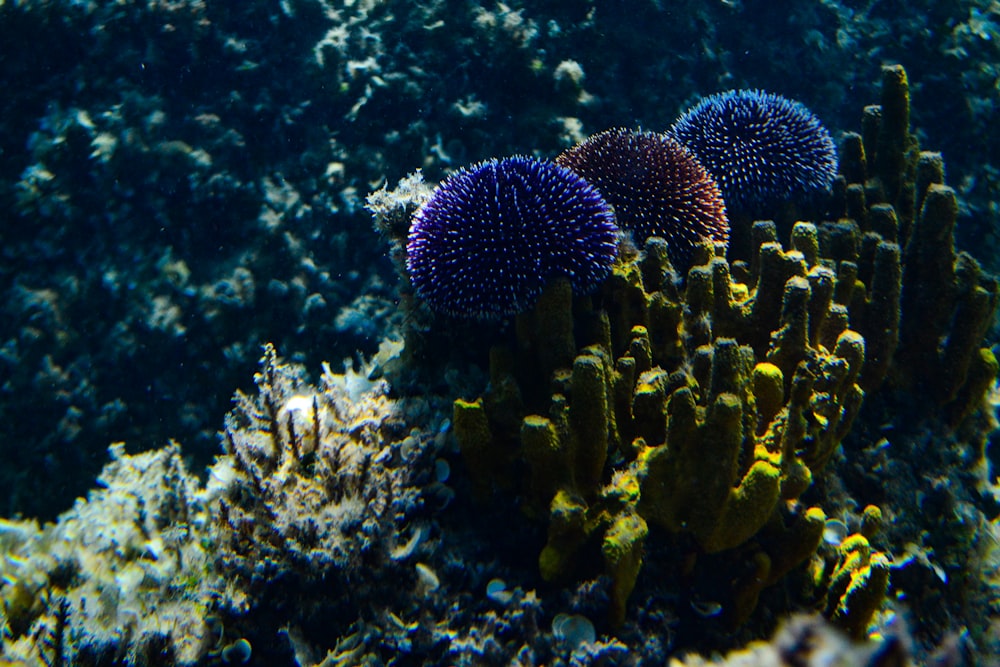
[443,67,999,637]
[454,229,865,626]
[371,64,1000,658]
[831,65,999,421]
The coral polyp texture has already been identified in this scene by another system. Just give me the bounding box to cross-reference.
[406,156,619,319]
[670,90,838,216]
[556,128,729,274]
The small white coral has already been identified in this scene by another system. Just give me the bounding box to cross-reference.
[553,59,585,88]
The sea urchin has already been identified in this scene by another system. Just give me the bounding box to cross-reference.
[406,156,619,319]
[556,128,729,274]
[670,90,838,214]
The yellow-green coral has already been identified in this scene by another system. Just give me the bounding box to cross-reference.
[602,509,648,627]
[538,489,588,583]
[816,533,891,640]
[454,397,504,499]
[840,65,999,416]
[454,228,869,623]
[640,357,783,554]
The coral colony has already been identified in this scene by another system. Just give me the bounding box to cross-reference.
[393,70,994,660]
[406,156,619,319]
[444,93,867,630]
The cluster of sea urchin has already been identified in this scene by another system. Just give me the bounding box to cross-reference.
[405,91,836,319]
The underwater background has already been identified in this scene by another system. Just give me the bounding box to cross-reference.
[1,0,1000,664]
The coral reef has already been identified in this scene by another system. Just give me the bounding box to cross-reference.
[0,345,471,666]
[453,231,864,629]
[2,0,997,524]
[364,57,1000,664]
[1,0,999,662]
[413,63,998,658]
[830,65,999,422]
[213,344,439,636]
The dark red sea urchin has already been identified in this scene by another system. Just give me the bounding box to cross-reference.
[406,156,619,319]
[556,128,729,275]
[670,90,838,215]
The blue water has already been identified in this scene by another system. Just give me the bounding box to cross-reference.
[0,1,998,664]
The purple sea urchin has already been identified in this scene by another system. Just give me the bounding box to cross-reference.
[670,90,838,214]
[556,128,729,273]
[406,156,619,319]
